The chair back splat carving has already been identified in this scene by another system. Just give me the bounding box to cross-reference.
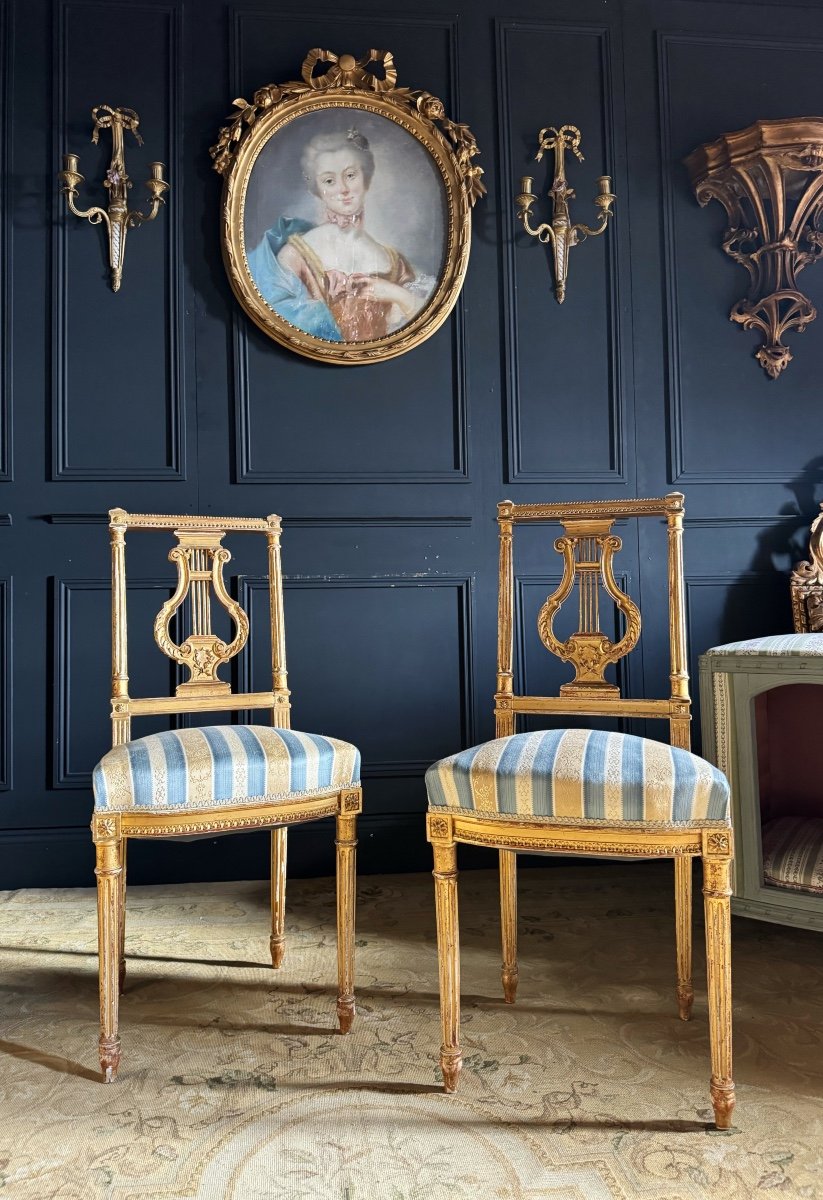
[108,509,290,747]
[494,492,690,750]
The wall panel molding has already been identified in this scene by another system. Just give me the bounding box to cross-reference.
[239,573,475,772]
[658,30,823,485]
[497,18,625,485]
[51,0,185,481]
[0,1,12,481]
[229,9,469,485]
[0,578,11,790]
[53,576,176,789]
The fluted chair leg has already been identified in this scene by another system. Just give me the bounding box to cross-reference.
[499,849,519,1003]
[270,826,287,968]
[117,839,127,995]
[674,855,694,1020]
[95,834,124,1083]
[335,812,357,1033]
[433,838,462,1092]
[702,837,735,1129]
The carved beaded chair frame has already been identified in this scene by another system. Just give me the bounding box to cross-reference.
[91,510,361,1082]
[426,493,736,1129]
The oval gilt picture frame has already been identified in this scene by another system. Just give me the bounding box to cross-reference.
[210,49,485,365]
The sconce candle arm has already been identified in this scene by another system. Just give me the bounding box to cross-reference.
[58,108,169,292]
[514,127,615,304]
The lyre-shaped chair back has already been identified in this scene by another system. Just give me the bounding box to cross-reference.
[494,492,690,749]
[108,509,290,747]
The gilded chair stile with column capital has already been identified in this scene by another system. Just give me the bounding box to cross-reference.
[91,510,362,1082]
[425,493,736,1129]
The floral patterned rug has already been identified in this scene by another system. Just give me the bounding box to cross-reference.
[0,861,821,1199]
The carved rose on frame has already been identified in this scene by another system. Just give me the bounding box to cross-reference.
[210,48,484,364]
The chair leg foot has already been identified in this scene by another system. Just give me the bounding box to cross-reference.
[441,1049,462,1093]
[502,966,519,1005]
[710,1076,736,1129]
[676,983,694,1021]
[270,935,285,969]
[99,1035,121,1083]
[337,995,355,1034]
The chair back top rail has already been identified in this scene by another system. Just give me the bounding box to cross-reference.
[499,494,684,523]
[110,509,277,534]
[107,509,289,746]
[495,491,690,748]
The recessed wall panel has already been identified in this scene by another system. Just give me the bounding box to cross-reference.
[498,21,623,483]
[53,0,184,479]
[0,579,10,790]
[241,576,473,776]
[230,11,466,482]
[660,33,823,483]
[53,579,177,788]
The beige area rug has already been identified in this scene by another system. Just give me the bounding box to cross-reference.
[0,861,822,1200]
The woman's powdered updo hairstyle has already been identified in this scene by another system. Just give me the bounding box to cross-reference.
[301,128,376,196]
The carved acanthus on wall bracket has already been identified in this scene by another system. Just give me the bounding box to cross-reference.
[686,118,823,378]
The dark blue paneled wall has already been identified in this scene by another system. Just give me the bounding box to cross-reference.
[2,0,821,886]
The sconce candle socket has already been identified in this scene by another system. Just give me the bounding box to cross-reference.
[686,118,823,378]
[514,124,615,304]
[58,104,169,292]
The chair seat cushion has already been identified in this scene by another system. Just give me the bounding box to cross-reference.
[762,816,823,895]
[93,725,360,812]
[426,729,730,826]
[707,634,823,656]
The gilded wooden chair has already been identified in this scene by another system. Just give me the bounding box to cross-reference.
[91,510,362,1082]
[425,493,735,1129]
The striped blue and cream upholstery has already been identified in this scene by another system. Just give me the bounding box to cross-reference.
[426,729,730,826]
[762,817,823,895]
[709,634,823,656]
[93,726,360,812]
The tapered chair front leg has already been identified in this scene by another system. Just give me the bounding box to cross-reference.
[674,855,694,1020]
[117,838,128,995]
[335,806,358,1033]
[702,835,735,1130]
[95,830,124,1083]
[270,826,287,968]
[500,849,518,1003]
[432,836,462,1092]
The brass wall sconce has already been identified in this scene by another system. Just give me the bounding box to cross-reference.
[57,104,169,292]
[514,124,616,303]
[686,118,823,378]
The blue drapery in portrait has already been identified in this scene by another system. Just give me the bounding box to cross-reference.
[246,217,343,341]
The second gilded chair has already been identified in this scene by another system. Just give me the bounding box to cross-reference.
[425,494,735,1129]
[91,510,362,1082]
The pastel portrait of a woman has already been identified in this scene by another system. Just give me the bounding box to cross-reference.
[244,112,447,344]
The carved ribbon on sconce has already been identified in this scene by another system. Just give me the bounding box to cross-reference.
[537,519,640,697]
[154,532,249,695]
